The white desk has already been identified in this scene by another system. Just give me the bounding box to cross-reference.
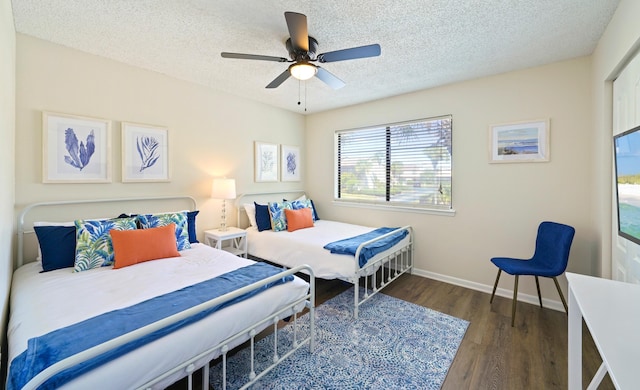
[567,272,640,389]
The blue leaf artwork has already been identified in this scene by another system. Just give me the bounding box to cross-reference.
[286,151,297,174]
[63,128,95,170]
[136,136,160,172]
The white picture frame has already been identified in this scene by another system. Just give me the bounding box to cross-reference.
[42,111,112,183]
[281,144,301,181]
[121,122,170,182]
[254,141,279,182]
[489,119,550,163]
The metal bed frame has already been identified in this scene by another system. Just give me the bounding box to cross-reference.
[236,191,414,319]
[13,196,316,390]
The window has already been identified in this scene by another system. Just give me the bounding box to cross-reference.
[336,115,452,210]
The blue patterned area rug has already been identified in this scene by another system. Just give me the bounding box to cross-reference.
[210,287,469,390]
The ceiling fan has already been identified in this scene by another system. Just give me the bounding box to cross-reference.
[221,11,381,90]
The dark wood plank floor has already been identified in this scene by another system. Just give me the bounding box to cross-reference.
[171,273,615,389]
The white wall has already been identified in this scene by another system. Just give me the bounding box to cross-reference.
[306,57,594,304]
[0,0,16,365]
[14,34,305,245]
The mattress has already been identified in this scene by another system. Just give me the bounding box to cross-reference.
[246,220,411,280]
[7,243,309,389]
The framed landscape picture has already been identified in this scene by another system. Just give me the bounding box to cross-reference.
[42,111,112,183]
[121,122,170,182]
[489,119,549,163]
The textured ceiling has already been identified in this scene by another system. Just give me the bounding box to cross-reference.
[12,0,620,114]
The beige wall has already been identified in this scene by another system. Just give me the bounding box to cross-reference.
[15,34,305,245]
[306,57,594,304]
[10,0,640,312]
[592,0,640,279]
[1,0,16,360]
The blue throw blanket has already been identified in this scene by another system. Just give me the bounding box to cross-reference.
[323,227,409,267]
[9,262,293,390]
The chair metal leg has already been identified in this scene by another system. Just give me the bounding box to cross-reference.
[535,276,543,308]
[511,275,519,327]
[553,277,568,313]
[490,269,502,304]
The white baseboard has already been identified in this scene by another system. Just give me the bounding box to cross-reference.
[411,267,566,312]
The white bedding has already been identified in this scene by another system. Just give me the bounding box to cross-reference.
[7,243,309,389]
[246,220,411,280]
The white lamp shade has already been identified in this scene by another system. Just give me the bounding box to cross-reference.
[289,62,317,81]
[211,178,236,199]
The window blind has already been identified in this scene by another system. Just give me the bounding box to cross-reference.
[336,115,452,210]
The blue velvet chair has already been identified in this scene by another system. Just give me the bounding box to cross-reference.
[489,221,575,327]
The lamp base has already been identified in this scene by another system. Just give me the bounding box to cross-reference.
[220,200,228,231]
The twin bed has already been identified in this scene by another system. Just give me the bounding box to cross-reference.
[8,193,413,388]
[238,191,414,319]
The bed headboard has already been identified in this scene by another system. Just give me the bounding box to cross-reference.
[235,190,305,228]
[17,196,197,268]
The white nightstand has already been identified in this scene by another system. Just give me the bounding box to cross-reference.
[203,227,247,258]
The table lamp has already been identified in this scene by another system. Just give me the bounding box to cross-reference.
[211,178,236,231]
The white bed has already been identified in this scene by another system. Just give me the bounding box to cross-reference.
[238,191,413,318]
[9,197,315,390]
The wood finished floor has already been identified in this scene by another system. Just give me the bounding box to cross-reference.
[171,273,615,389]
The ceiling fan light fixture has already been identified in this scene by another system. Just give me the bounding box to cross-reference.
[289,62,317,80]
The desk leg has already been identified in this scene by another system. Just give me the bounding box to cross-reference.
[587,363,607,390]
[568,287,582,390]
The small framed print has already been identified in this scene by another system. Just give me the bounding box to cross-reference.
[254,141,279,182]
[281,144,301,181]
[489,119,550,163]
[122,122,170,182]
[42,111,112,183]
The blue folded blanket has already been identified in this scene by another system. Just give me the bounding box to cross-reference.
[9,262,293,390]
[323,227,409,267]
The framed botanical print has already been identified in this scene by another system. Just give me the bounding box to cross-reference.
[281,144,301,181]
[42,111,111,183]
[122,122,170,182]
[254,141,279,182]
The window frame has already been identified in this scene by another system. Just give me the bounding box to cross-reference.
[333,115,454,214]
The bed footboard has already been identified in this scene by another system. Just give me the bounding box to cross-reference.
[352,226,413,319]
[20,265,316,390]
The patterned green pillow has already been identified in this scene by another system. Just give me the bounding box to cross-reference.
[268,201,294,232]
[290,199,317,221]
[74,217,138,272]
[136,211,191,251]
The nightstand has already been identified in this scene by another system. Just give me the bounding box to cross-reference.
[203,227,247,258]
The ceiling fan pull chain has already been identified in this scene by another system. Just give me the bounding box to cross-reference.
[304,80,308,112]
[297,79,301,106]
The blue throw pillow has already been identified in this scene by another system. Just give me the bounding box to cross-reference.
[255,202,272,231]
[34,225,77,272]
[310,199,320,220]
[187,210,199,243]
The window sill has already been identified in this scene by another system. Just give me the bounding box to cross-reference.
[332,200,456,217]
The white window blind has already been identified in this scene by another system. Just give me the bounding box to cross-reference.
[336,115,452,210]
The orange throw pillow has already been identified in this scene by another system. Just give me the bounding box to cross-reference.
[110,224,180,269]
[285,208,314,232]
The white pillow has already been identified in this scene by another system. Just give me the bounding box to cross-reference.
[294,194,307,201]
[244,203,257,227]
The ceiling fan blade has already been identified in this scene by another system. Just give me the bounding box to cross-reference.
[221,52,288,62]
[316,67,345,90]
[317,44,381,63]
[266,69,291,89]
[284,12,309,52]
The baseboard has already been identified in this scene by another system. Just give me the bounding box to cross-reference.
[411,267,565,312]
